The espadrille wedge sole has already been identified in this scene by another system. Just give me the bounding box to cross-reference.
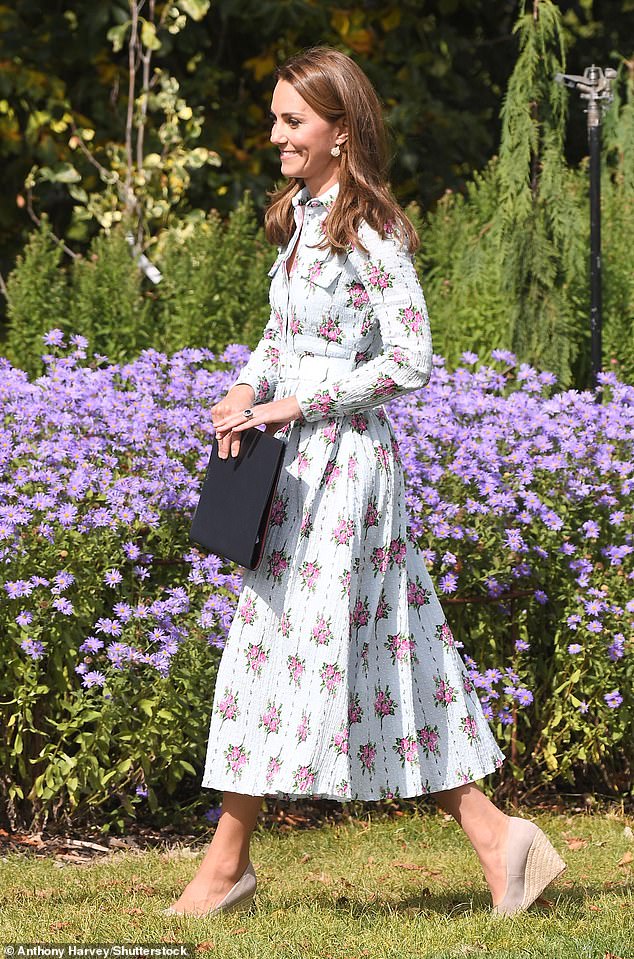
[491,817,567,917]
[163,860,257,919]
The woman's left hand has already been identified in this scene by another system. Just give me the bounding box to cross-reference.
[213,395,303,457]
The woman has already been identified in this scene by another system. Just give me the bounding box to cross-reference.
[165,46,566,920]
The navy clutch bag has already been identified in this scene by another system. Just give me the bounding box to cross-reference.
[189,426,287,570]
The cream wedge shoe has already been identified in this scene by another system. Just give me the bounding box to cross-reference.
[163,860,257,918]
[491,816,567,916]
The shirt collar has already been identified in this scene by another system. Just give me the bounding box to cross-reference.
[291,181,340,211]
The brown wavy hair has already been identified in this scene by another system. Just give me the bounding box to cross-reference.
[264,46,419,255]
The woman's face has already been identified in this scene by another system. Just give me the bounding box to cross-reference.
[270,80,345,194]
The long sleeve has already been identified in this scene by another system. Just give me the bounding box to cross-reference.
[294,222,433,422]
[230,306,282,404]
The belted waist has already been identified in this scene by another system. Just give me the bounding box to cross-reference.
[278,335,359,382]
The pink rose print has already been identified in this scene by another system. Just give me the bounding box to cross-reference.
[269,493,288,527]
[407,575,432,609]
[439,622,457,648]
[346,280,370,309]
[300,511,313,538]
[348,455,358,479]
[358,742,377,775]
[361,313,374,336]
[417,724,441,757]
[494,755,505,769]
[299,560,322,591]
[317,314,343,343]
[390,435,400,460]
[280,611,292,638]
[393,735,419,767]
[323,459,341,488]
[363,496,379,535]
[265,753,283,786]
[433,674,458,706]
[380,785,402,799]
[331,725,349,756]
[266,549,290,583]
[319,661,344,695]
[218,688,239,723]
[455,766,475,785]
[224,742,249,778]
[245,641,269,676]
[297,711,311,743]
[289,310,300,334]
[350,597,370,630]
[374,684,397,724]
[303,389,336,417]
[333,516,355,546]
[237,595,257,625]
[258,701,283,738]
[370,546,390,575]
[351,413,369,433]
[336,779,352,798]
[374,375,398,398]
[307,259,324,287]
[348,692,363,724]
[367,262,394,291]
[398,305,427,333]
[292,763,317,791]
[388,536,407,568]
[462,673,475,694]
[322,419,338,443]
[287,654,305,685]
[375,589,392,622]
[311,614,333,646]
[384,632,418,665]
[360,641,370,673]
[296,452,310,475]
[460,715,479,742]
[376,407,388,423]
[255,377,271,403]
[339,569,352,594]
[375,443,391,470]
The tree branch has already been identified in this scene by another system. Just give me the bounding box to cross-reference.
[24,188,79,260]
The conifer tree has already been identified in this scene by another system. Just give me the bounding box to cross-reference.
[495,0,586,381]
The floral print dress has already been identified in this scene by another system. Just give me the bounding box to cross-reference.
[201,181,506,800]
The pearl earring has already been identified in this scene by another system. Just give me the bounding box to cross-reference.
[330,144,341,158]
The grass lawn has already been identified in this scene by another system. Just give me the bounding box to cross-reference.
[1,804,632,958]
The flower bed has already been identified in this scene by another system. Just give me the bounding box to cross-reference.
[1,333,631,830]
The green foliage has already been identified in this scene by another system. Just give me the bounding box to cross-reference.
[70,226,152,363]
[4,216,69,378]
[1,194,272,371]
[155,193,271,355]
[417,4,634,388]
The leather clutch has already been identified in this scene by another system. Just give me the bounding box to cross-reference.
[189,426,287,570]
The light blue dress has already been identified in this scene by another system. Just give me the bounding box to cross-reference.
[201,182,506,800]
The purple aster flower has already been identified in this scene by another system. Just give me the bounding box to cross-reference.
[79,636,105,653]
[94,617,123,636]
[567,615,581,630]
[204,806,222,823]
[135,785,148,798]
[20,637,46,660]
[515,688,534,706]
[534,589,548,604]
[439,572,458,593]
[43,328,65,346]
[587,620,603,634]
[16,610,33,627]
[515,639,530,652]
[578,700,589,713]
[4,580,34,599]
[104,569,123,587]
[568,643,583,654]
[82,670,106,688]
[604,689,623,709]
[53,597,74,615]
[581,520,600,539]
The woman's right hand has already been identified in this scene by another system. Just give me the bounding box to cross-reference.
[211,384,256,459]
